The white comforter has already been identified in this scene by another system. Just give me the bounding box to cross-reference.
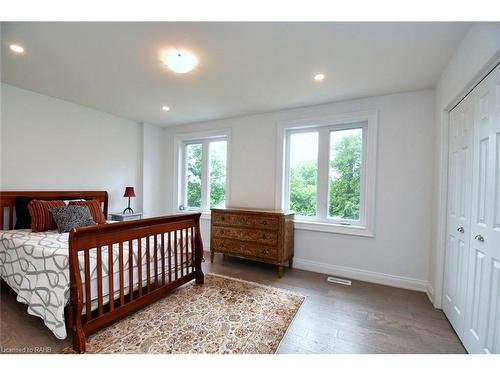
[0,229,191,339]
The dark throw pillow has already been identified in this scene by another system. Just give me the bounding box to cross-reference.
[49,206,96,233]
[68,200,106,224]
[14,196,33,229]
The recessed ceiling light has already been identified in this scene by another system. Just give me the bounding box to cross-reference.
[163,49,198,74]
[9,44,24,54]
[162,105,170,112]
[314,73,325,81]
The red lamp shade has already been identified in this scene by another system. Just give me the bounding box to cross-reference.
[123,187,136,198]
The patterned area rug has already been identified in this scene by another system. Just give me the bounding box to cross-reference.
[62,273,304,354]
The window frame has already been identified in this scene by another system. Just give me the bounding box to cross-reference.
[276,110,378,237]
[284,122,367,225]
[174,129,231,214]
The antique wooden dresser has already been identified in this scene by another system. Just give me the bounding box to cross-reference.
[210,208,294,277]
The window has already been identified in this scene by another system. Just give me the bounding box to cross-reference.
[186,143,202,208]
[279,111,377,236]
[209,140,227,208]
[288,131,318,217]
[328,127,363,221]
[177,131,229,212]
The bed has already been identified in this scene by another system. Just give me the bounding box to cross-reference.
[0,191,204,353]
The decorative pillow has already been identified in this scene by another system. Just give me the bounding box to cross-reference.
[49,206,96,233]
[14,196,33,229]
[28,200,66,232]
[68,200,106,224]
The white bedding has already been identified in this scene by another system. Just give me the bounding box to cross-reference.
[0,229,192,339]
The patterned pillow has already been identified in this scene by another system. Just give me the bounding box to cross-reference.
[28,200,66,232]
[49,206,96,233]
[68,199,106,224]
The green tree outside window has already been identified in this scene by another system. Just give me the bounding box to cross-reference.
[289,129,362,220]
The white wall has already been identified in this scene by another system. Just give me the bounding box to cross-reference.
[0,83,141,214]
[141,123,163,217]
[430,23,500,307]
[163,89,435,291]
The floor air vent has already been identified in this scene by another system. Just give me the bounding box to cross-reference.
[327,276,352,286]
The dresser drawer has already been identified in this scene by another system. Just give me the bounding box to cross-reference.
[212,212,279,230]
[212,238,277,260]
[212,225,277,245]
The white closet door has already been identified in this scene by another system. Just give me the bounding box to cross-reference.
[443,91,474,336]
[463,63,500,354]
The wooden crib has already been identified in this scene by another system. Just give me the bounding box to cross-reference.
[0,191,204,353]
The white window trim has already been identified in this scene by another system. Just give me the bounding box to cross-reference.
[275,110,378,237]
[173,128,231,215]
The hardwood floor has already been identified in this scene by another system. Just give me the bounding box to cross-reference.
[0,252,466,354]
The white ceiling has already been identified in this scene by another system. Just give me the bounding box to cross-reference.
[1,22,470,126]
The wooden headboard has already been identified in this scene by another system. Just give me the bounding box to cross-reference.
[0,191,108,230]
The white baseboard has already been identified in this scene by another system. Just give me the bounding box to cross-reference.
[426,283,435,305]
[293,258,427,292]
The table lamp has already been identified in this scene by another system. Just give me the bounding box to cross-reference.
[122,187,136,214]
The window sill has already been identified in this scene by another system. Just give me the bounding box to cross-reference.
[294,220,374,237]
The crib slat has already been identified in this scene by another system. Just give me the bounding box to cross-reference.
[84,251,91,322]
[128,240,134,302]
[161,233,165,286]
[185,228,190,276]
[108,245,114,311]
[180,229,184,277]
[167,232,172,283]
[190,227,195,273]
[119,242,124,306]
[8,207,14,230]
[138,238,143,297]
[184,229,187,275]
[174,230,178,280]
[97,246,103,316]
[154,235,158,289]
[146,236,151,292]
[0,207,4,230]
[182,228,186,275]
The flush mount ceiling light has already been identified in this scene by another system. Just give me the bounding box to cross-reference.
[314,73,325,81]
[163,49,198,74]
[162,105,170,112]
[9,44,24,54]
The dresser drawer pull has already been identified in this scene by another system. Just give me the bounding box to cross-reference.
[261,220,267,225]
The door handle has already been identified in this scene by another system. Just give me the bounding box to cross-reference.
[457,227,464,233]
[474,234,485,242]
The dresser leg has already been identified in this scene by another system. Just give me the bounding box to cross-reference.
[278,265,284,278]
[288,258,293,269]
[210,251,214,263]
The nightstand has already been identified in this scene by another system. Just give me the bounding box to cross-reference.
[108,212,143,221]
